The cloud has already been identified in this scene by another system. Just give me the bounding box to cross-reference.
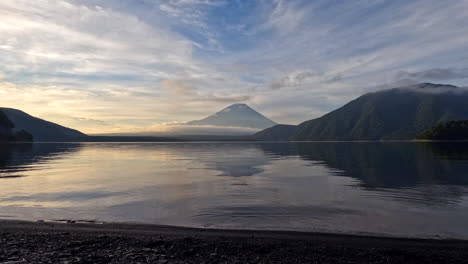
[270,71,320,89]
[0,0,247,132]
[168,0,226,6]
[156,0,225,51]
[269,71,343,90]
[161,79,198,97]
[2,0,468,131]
[161,78,251,103]
[395,68,468,81]
[70,116,109,125]
[0,0,196,78]
[197,95,251,103]
[400,83,468,95]
[98,123,259,136]
[256,0,307,35]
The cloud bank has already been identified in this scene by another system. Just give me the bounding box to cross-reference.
[96,123,260,137]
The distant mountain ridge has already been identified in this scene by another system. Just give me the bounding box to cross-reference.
[0,108,87,142]
[187,104,277,130]
[255,83,468,141]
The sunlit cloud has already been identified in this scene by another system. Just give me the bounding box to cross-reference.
[1,0,468,133]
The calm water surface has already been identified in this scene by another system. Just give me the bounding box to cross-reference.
[1,142,468,239]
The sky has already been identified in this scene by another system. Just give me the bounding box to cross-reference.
[1,0,468,134]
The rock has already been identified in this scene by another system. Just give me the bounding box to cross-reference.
[146,240,164,248]
[0,259,26,264]
[183,248,196,256]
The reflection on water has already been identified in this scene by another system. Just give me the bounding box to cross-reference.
[262,142,468,187]
[1,142,468,239]
[0,143,81,178]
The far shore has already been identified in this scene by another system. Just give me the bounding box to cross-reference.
[1,220,468,263]
[6,138,468,143]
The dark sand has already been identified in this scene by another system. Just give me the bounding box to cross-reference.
[1,220,468,264]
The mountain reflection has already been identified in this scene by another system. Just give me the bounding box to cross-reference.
[257,142,468,188]
[3,142,467,187]
[97,143,271,177]
[191,144,269,177]
[0,143,81,178]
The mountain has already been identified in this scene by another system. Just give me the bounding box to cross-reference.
[0,110,14,140]
[0,109,33,142]
[187,104,277,130]
[253,124,296,141]
[255,83,468,141]
[417,120,468,140]
[0,108,87,142]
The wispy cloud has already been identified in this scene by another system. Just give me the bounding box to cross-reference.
[395,68,468,81]
[0,0,196,77]
[256,0,307,35]
[1,0,468,132]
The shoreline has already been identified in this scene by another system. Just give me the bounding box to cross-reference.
[1,220,468,263]
[1,219,466,243]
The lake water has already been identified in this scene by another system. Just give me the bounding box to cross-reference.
[1,142,468,239]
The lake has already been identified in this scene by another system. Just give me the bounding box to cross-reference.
[1,142,468,239]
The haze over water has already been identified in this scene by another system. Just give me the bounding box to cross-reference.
[1,142,468,239]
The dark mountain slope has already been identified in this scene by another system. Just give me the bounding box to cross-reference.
[0,110,14,140]
[187,104,277,130]
[252,124,296,141]
[0,108,87,142]
[417,120,468,140]
[256,83,468,141]
[0,109,33,142]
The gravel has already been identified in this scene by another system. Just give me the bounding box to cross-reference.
[1,220,468,264]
